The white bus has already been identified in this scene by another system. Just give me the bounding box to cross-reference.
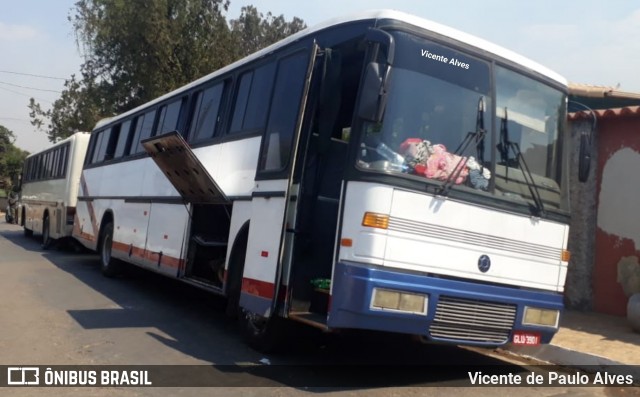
[74,10,574,351]
[22,132,91,248]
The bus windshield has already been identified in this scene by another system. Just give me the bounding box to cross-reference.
[357,31,569,213]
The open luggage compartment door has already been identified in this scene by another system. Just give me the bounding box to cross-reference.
[142,131,229,204]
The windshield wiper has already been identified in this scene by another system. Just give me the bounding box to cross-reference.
[497,107,545,217]
[437,96,486,196]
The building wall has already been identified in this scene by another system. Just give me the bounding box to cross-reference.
[593,114,640,315]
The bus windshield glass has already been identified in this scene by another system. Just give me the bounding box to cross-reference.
[357,30,569,213]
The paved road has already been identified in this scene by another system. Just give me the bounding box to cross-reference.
[0,221,636,397]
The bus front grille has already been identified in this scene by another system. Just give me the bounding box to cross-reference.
[429,296,516,344]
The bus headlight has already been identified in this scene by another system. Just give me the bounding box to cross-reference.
[371,288,428,315]
[523,307,559,328]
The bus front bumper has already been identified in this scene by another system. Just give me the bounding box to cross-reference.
[327,261,563,347]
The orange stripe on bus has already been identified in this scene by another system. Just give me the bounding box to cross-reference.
[241,278,289,301]
[112,240,184,269]
[241,278,275,299]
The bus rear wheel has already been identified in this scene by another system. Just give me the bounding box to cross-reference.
[99,222,121,277]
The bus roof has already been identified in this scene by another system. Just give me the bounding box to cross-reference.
[25,131,90,159]
[95,9,567,130]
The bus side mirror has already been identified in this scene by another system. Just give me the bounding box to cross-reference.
[358,62,392,123]
[578,133,591,182]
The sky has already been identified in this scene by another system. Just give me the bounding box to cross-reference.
[1,0,639,153]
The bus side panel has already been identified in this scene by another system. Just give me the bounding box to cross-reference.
[110,200,151,267]
[74,199,98,250]
[196,137,262,197]
[74,167,102,250]
[23,178,68,235]
[143,203,189,276]
[140,160,183,197]
[96,159,145,197]
[240,182,288,316]
[24,202,42,234]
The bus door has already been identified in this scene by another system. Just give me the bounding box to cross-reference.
[240,44,320,322]
[142,131,230,286]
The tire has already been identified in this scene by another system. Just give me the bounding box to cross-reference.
[99,222,121,277]
[41,215,53,250]
[239,308,290,353]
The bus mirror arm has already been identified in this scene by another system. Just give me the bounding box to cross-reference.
[357,62,391,123]
[569,100,595,183]
[578,132,591,182]
[364,28,395,64]
[356,29,394,123]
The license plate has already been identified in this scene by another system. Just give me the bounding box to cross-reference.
[512,331,540,345]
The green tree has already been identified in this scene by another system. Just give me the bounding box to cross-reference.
[230,5,306,58]
[71,0,234,111]
[0,125,28,192]
[29,75,102,143]
[29,1,306,142]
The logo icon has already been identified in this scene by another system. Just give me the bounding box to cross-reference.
[478,255,491,273]
[7,367,40,385]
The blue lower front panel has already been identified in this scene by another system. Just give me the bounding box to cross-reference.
[328,261,563,347]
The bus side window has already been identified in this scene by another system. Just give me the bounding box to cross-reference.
[59,144,69,177]
[52,149,60,178]
[43,152,51,179]
[158,97,185,135]
[103,125,120,161]
[189,82,225,142]
[134,109,157,154]
[229,62,276,134]
[259,51,309,172]
[114,119,133,159]
[128,116,144,157]
[94,128,113,163]
[91,131,106,164]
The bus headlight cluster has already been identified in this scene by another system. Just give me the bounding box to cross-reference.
[523,307,559,328]
[371,288,428,315]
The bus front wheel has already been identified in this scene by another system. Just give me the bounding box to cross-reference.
[99,222,121,277]
[238,308,289,353]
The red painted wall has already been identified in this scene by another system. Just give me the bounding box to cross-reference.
[593,115,640,315]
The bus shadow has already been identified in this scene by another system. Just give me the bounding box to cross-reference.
[1,225,526,389]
